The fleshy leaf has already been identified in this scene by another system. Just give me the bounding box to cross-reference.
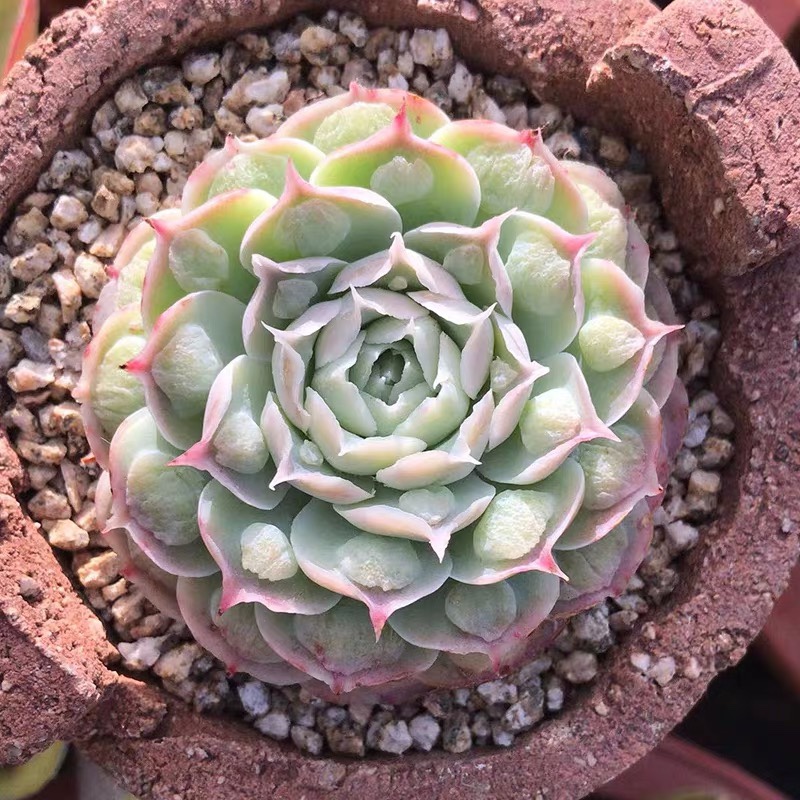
[497,212,594,359]
[127,291,245,449]
[177,575,310,684]
[575,258,681,424]
[94,210,180,329]
[450,458,585,584]
[261,393,375,504]
[554,502,653,616]
[106,408,218,576]
[183,135,324,211]
[75,305,146,469]
[305,387,427,475]
[556,389,662,550]
[141,191,272,328]
[330,233,462,299]
[275,83,449,151]
[389,572,559,666]
[196,480,338,615]
[334,474,496,561]
[404,212,513,315]
[170,355,286,509]
[291,500,452,635]
[561,160,645,279]
[311,109,481,229]
[376,391,494,489]
[243,254,345,359]
[430,123,588,230]
[480,352,615,485]
[255,597,437,694]
[240,164,401,267]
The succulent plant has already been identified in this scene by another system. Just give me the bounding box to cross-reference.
[77,84,686,701]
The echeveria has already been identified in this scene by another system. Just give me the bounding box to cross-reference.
[77,84,686,701]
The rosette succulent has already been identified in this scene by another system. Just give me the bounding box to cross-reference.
[77,84,687,701]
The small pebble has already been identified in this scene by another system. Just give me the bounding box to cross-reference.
[291,725,324,755]
[555,651,598,684]
[408,713,440,752]
[50,196,88,231]
[118,637,165,671]
[255,711,291,740]
[47,518,90,551]
[238,681,271,717]
[648,656,677,687]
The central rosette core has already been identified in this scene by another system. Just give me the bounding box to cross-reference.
[267,236,480,490]
[296,282,470,468]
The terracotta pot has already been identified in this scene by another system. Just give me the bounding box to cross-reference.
[596,736,789,800]
[1,1,800,799]
[759,562,800,698]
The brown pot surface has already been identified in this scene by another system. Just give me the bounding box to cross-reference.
[1,1,799,799]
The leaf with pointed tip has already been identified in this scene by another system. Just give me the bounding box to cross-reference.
[556,389,662,550]
[643,269,682,408]
[171,355,286,509]
[496,212,593,360]
[554,501,653,616]
[480,352,615,484]
[334,474,495,561]
[261,393,375,504]
[196,480,338,615]
[561,160,649,284]
[404,213,513,315]
[330,233,462,298]
[389,572,559,665]
[483,311,549,450]
[291,499,452,636]
[574,258,681,425]
[241,167,401,266]
[376,391,494,489]
[141,191,272,329]
[243,254,345,360]
[431,123,588,230]
[311,110,480,229]
[275,83,449,151]
[305,387,427,474]
[94,210,180,329]
[408,291,494,400]
[255,598,437,694]
[183,136,324,211]
[129,291,245,449]
[74,305,146,469]
[177,575,309,685]
[106,408,218,577]
[105,528,181,619]
[450,458,584,585]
